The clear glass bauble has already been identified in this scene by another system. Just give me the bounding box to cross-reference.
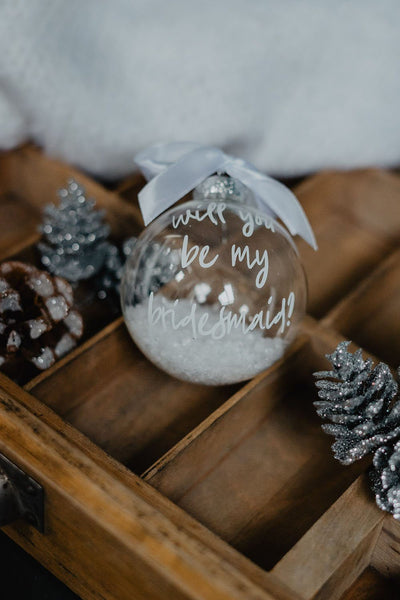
[121,177,307,385]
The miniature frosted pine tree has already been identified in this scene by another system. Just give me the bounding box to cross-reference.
[38,179,178,302]
[38,179,112,282]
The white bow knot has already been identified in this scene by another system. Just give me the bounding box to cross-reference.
[134,142,317,250]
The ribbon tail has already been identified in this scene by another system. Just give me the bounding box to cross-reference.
[225,163,317,250]
[135,141,203,180]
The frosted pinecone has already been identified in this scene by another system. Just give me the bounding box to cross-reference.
[370,441,400,519]
[0,261,83,376]
[314,341,400,465]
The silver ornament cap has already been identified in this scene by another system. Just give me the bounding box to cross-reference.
[192,174,254,205]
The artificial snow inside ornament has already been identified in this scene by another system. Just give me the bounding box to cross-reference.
[121,143,317,385]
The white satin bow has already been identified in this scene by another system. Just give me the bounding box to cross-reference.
[134,142,317,250]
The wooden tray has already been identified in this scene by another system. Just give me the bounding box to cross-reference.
[1,145,400,600]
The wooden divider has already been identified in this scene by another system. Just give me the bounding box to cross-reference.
[272,476,384,600]
[296,169,400,317]
[323,247,400,367]
[144,326,369,573]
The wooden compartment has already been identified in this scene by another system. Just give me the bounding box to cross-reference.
[27,320,239,473]
[1,146,400,600]
[0,146,143,383]
[296,169,400,317]
[324,248,400,368]
[144,329,368,571]
[341,568,399,600]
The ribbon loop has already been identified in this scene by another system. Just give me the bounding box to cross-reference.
[134,142,317,250]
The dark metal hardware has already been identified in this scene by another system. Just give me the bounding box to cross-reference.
[0,452,44,532]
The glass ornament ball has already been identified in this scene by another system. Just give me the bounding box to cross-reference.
[121,177,307,385]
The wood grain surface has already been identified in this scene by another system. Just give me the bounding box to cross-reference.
[0,146,400,599]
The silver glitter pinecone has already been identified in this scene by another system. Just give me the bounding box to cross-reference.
[38,179,114,283]
[314,341,400,465]
[370,441,400,519]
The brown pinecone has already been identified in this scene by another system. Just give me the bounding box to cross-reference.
[0,261,83,376]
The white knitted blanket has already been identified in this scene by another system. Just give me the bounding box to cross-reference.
[0,0,399,179]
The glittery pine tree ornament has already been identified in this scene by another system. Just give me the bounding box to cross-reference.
[314,342,400,465]
[38,179,113,283]
[0,261,83,377]
[370,441,400,519]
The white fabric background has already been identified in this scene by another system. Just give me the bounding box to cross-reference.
[0,0,399,179]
